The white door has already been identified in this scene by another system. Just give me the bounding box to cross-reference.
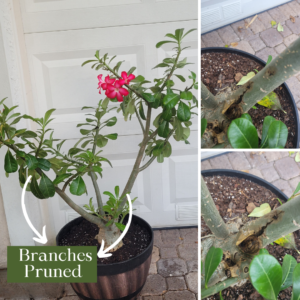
[1,0,198,245]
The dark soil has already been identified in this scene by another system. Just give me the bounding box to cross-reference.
[201,51,297,148]
[58,219,151,264]
[202,175,300,300]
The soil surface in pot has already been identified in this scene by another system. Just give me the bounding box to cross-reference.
[58,219,151,264]
[201,52,297,148]
[202,175,300,300]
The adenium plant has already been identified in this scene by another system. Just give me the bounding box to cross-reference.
[0,28,197,252]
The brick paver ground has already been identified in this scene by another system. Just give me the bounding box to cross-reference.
[0,228,198,300]
[202,0,300,111]
[202,151,300,198]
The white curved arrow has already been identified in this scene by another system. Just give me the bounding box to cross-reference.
[22,175,47,244]
[97,194,132,258]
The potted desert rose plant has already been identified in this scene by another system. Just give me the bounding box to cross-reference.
[0,28,197,300]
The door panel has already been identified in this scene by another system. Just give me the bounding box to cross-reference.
[21,6,198,233]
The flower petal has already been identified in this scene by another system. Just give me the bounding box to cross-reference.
[119,88,129,96]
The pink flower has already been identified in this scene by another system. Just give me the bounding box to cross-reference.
[101,75,116,91]
[119,71,135,85]
[97,75,104,94]
[106,80,129,102]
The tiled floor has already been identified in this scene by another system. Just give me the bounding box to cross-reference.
[0,228,198,300]
[202,151,300,198]
[201,0,300,110]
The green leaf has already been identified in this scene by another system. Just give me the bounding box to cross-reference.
[162,108,172,121]
[201,119,207,137]
[271,21,277,28]
[105,133,118,140]
[267,120,288,149]
[237,71,255,85]
[25,154,39,170]
[261,116,276,148]
[163,92,180,109]
[153,63,169,69]
[204,246,223,289]
[292,263,300,300]
[37,158,51,171]
[241,113,252,123]
[70,176,86,196]
[39,173,55,198]
[96,135,108,148]
[115,222,126,231]
[289,182,300,200]
[162,142,172,157]
[281,254,297,291]
[219,291,224,300]
[259,249,269,255]
[92,166,103,174]
[80,129,92,135]
[30,175,45,199]
[4,150,18,173]
[177,101,191,122]
[158,121,170,138]
[139,102,146,120]
[156,40,176,48]
[53,173,72,185]
[142,93,155,103]
[105,117,117,127]
[249,254,282,300]
[174,74,186,82]
[248,203,271,217]
[175,28,184,41]
[44,109,56,126]
[19,131,37,138]
[227,118,258,148]
[266,55,273,65]
[180,91,193,100]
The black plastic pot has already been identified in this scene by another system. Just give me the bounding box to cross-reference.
[56,215,154,300]
[201,169,288,202]
[201,47,300,148]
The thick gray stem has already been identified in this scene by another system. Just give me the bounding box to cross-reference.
[237,193,300,247]
[201,82,218,109]
[55,187,103,226]
[96,222,123,251]
[201,175,230,239]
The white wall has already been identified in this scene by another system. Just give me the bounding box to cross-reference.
[201,0,292,34]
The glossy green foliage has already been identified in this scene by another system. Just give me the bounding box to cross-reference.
[249,254,282,300]
[204,246,223,289]
[228,115,288,149]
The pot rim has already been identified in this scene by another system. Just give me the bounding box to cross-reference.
[201,47,300,148]
[56,214,154,274]
[201,169,288,202]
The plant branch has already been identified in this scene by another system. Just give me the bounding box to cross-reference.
[201,175,230,239]
[135,106,145,133]
[160,46,181,91]
[90,170,104,216]
[90,114,104,213]
[201,82,218,109]
[55,187,102,226]
[236,193,300,248]
[62,173,80,192]
[201,278,240,299]
[139,156,155,172]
